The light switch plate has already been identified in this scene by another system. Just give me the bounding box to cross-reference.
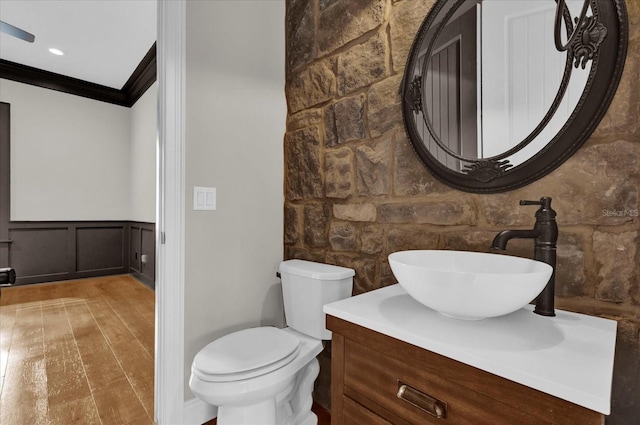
[193,186,216,210]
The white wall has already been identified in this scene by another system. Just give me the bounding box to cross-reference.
[183,0,285,400]
[1,79,131,220]
[130,81,158,223]
[0,78,156,222]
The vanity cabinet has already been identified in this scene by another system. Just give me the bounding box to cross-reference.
[327,315,604,425]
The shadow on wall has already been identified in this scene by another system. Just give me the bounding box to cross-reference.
[261,281,286,328]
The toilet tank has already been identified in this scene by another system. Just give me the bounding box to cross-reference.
[279,259,354,340]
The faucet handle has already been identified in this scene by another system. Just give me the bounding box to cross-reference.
[520,197,552,209]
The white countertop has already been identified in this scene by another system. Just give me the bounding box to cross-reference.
[324,284,617,415]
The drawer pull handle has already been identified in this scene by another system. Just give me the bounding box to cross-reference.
[397,381,447,419]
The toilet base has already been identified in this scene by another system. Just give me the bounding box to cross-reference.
[215,358,320,425]
[218,398,277,425]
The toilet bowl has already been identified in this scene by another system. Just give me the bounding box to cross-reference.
[190,327,322,424]
[189,260,354,425]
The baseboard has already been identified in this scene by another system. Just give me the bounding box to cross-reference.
[183,397,217,425]
[130,270,155,290]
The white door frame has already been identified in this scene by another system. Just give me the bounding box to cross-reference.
[155,0,186,423]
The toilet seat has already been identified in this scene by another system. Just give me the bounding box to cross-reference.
[192,327,301,383]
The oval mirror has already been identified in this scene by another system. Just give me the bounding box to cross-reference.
[401,0,628,192]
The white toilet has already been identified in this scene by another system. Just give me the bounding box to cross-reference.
[189,259,354,425]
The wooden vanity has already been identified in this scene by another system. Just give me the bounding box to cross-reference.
[324,285,616,425]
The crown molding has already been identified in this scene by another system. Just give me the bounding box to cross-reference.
[0,43,156,108]
[122,42,157,106]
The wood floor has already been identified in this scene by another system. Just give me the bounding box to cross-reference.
[1,274,331,425]
[0,275,155,425]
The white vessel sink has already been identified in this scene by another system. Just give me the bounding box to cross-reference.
[388,250,553,320]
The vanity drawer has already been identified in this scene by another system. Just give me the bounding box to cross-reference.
[343,339,549,425]
[343,396,393,425]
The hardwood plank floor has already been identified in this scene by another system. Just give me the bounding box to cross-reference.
[0,275,154,425]
[1,274,332,425]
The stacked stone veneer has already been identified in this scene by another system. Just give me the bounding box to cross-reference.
[284,0,640,421]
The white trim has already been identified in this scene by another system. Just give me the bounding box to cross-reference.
[183,397,218,425]
[155,0,186,424]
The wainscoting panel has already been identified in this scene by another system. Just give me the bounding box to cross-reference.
[76,226,126,273]
[6,221,155,286]
[130,222,155,289]
[8,227,69,281]
[131,226,141,271]
[140,227,155,287]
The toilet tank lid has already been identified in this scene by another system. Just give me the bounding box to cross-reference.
[279,259,355,280]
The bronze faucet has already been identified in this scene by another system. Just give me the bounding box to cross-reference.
[491,197,558,316]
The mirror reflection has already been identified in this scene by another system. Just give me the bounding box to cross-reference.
[410,0,594,171]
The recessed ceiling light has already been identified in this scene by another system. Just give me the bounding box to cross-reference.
[49,48,64,56]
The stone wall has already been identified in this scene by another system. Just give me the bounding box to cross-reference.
[284,0,639,422]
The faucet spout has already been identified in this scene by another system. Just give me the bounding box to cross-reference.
[491,229,540,250]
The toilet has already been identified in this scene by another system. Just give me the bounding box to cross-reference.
[189,259,355,425]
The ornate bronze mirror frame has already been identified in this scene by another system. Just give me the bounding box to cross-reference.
[401,0,628,192]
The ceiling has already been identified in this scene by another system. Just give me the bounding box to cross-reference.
[0,0,157,90]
